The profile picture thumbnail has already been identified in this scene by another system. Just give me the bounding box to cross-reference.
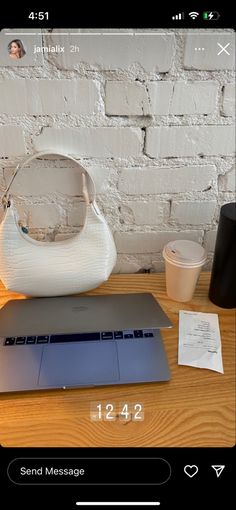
[8,39,26,59]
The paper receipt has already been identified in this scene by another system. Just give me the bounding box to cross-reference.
[178,310,224,373]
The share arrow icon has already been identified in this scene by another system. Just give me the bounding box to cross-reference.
[211,465,225,477]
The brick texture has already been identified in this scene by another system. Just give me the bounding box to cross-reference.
[44,32,175,72]
[118,166,216,194]
[218,166,235,192]
[33,127,142,157]
[205,230,217,252]
[115,231,203,253]
[0,28,235,273]
[171,201,216,224]
[120,201,168,225]
[0,80,100,115]
[146,126,235,158]
[23,204,62,228]
[0,127,26,157]
[106,81,218,116]
[222,84,235,116]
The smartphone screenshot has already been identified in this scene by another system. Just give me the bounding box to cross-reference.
[0,5,235,509]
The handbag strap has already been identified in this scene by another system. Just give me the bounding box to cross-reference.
[1,151,96,208]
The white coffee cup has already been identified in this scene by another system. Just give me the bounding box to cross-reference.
[162,240,207,302]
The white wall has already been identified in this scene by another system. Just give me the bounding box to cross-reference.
[0,29,235,272]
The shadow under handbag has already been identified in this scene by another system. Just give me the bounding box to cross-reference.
[0,151,117,297]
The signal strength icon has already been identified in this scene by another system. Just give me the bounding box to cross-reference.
[189,11,199,19]
[172,12,184,20]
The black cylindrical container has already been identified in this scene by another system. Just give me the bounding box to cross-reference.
[209,202,236,308]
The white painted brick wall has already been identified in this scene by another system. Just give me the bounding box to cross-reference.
[120,202,169,225]
[19,204,62,228]
[0,169,5,193]
[114,258,142,274]
[163,81,218,115]
[106,82,149,116]
[44,32,175,72]
[115,231,203,253]
[0,29,235,274]
[222,84,235,116]
[33,127,142,157]
[218,165,235,191]
[0,127,26,156]
[0,80,100,115]
[146,82,173,115]
[118,166,216,194]
[67,203,86,226]
[171,201,216,224]
[4,164,110,196]
[205,230,217,252]
[146,126,235,158]
[106,81,218,116]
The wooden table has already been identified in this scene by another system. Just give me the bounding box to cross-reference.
[0,273,235,447]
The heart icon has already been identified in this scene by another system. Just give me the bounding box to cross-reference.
[184,465,199,478]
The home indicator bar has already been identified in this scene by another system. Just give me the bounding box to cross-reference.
[76,503,161,507]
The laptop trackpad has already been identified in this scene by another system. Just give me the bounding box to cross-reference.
[38,342,119,387]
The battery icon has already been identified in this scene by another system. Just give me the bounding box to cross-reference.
[203,11,220,20]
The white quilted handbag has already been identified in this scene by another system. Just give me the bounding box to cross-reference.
[0,151,117,297]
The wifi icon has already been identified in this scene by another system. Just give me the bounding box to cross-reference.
[189,11,199,19]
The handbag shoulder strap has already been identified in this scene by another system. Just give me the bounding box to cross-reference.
[1,151,96,208]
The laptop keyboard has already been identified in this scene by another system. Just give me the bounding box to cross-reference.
[3,329,154,346]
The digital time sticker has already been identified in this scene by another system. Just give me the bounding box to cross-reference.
[90,402,144,422]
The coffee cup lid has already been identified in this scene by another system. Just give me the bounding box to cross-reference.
[163,240,207,267]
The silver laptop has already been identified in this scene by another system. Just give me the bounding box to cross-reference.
[0,293,172,393]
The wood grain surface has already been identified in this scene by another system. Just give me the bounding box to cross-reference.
[0,273,235,447]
